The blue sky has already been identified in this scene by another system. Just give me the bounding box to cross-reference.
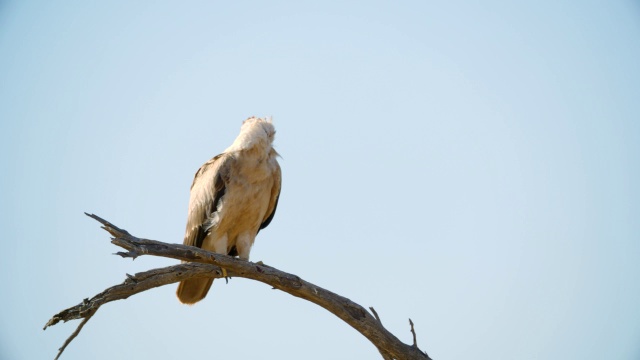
[1,1,639,359]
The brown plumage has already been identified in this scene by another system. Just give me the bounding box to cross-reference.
[176,117,281,304]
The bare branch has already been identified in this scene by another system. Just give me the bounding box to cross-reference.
[44,263,224,329]
[409,318,418,347]
[54,310,95,360]
[369,307,393,360]
[46,213,433,360]
[370,306,383,324]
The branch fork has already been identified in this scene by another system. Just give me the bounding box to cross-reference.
[45,213,432,360]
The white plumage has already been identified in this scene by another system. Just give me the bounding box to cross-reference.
[176,117,281,304]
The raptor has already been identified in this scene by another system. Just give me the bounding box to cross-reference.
[176,116,281,304]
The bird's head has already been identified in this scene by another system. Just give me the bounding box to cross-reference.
[242,116,276,142]
[229,116,277,151]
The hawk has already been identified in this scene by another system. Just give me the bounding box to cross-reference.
[176,116,281,304]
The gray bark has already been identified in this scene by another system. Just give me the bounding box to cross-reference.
[44,213,432,360]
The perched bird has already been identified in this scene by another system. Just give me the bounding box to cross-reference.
[176,116,282,304]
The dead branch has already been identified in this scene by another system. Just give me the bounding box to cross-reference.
[45,213,432,360]
[410,318,418,347]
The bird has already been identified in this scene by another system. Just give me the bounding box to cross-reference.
[176,116,281,304]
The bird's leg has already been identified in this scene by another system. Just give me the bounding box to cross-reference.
[235,232,254,262]
[208,233,230,283]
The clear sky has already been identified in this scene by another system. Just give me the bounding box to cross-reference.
[1,1,639,359]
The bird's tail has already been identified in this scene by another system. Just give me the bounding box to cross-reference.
[176,278,214,304]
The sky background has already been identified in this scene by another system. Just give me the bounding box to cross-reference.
[1,1,639,359]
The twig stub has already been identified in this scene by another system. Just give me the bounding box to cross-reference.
[409,318,418,347]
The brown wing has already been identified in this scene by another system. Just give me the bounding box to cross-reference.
[183,153,233,248]
[259,159,281,231]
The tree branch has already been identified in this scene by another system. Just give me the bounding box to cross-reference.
[45,213,432,360]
